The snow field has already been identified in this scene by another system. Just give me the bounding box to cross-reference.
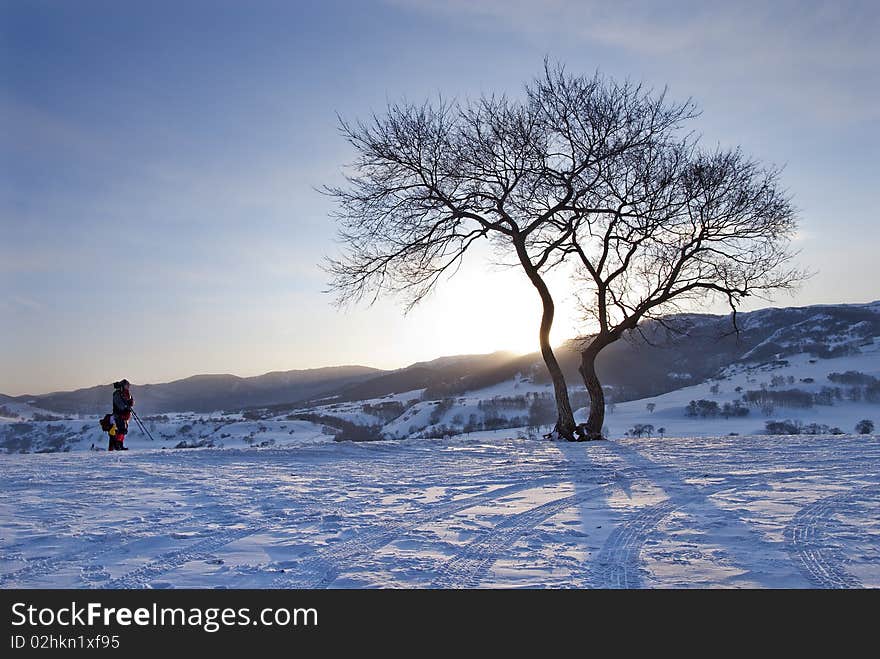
[2,433,878,588]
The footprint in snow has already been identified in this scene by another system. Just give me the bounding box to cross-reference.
[80,564,110,582]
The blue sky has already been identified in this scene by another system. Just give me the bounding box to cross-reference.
[1,0,878,395]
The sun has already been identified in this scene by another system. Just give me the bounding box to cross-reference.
[409,263,579,359]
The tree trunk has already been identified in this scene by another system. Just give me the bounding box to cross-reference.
[514,242,580,440]
[578,345,606,440]
[537,293,579,441]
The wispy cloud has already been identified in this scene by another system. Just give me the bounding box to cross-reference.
[390,0,879,122]
[2,296,46,313]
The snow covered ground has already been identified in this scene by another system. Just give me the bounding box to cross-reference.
[2,433,878,588]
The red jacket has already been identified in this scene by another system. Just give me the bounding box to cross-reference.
[113,388,134,420]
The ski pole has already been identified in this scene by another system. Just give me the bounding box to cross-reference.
[131,411,145,436]
[131,410,157,442]
[133,413,153,441]
[132,410,150,439]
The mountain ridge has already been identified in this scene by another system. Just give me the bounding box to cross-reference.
[7,300,880,415]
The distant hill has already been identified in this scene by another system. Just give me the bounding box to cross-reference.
[328,351,518,403]
[7,301,880,415]
[539,301,880,402]
[323,301,880,405]
[12,366,382,414]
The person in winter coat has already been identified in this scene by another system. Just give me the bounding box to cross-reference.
[110,379,134,451]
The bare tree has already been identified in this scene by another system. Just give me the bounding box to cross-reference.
[564,131,804,439]
[324,62,695,440]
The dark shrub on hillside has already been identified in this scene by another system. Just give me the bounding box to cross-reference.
[477,395,528,413]
[527,395,556,430]
[429,397,456,425]
[801,423,843,435]
[765,420,801,435]
[828,371,877,386]
[628,423,655,438]
[362,401,405,422]
[483,416,522,431]
[805,343,859,359]
[290,413,384,441]
[864,383,880,403]
[721,401,750,418]
[421,424,457,439]
[743,388,813,408]
[685,400,720,418]
[856,419,875,434]
[765,419,842,435]
[813,387,842,406]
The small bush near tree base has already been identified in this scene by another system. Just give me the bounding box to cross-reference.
[855,419,874,434]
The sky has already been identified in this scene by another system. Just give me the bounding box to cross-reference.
[1,0,878,395]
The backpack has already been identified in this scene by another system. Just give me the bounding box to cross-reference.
[99,414,114,432]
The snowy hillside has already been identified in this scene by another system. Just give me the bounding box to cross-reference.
[288,330,880,444]
[602,337,880,440]
[3,309,880,453]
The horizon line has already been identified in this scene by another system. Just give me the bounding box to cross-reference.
[5,297,879,399]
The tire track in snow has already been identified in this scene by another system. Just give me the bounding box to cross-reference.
[0,485,275,588]
[430,484,612,588]
[90,453,588,589]
[273,443,612,588]
[273,477,568,588]
[784,483,880,589]
[0,458,279,588]
[0,509,184,588]
[99,505,324,589]
[569,441,684,589]
[588,499,678,589]
[584,441,812,589]
[104,525,268,589]
[0,531,131,588]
